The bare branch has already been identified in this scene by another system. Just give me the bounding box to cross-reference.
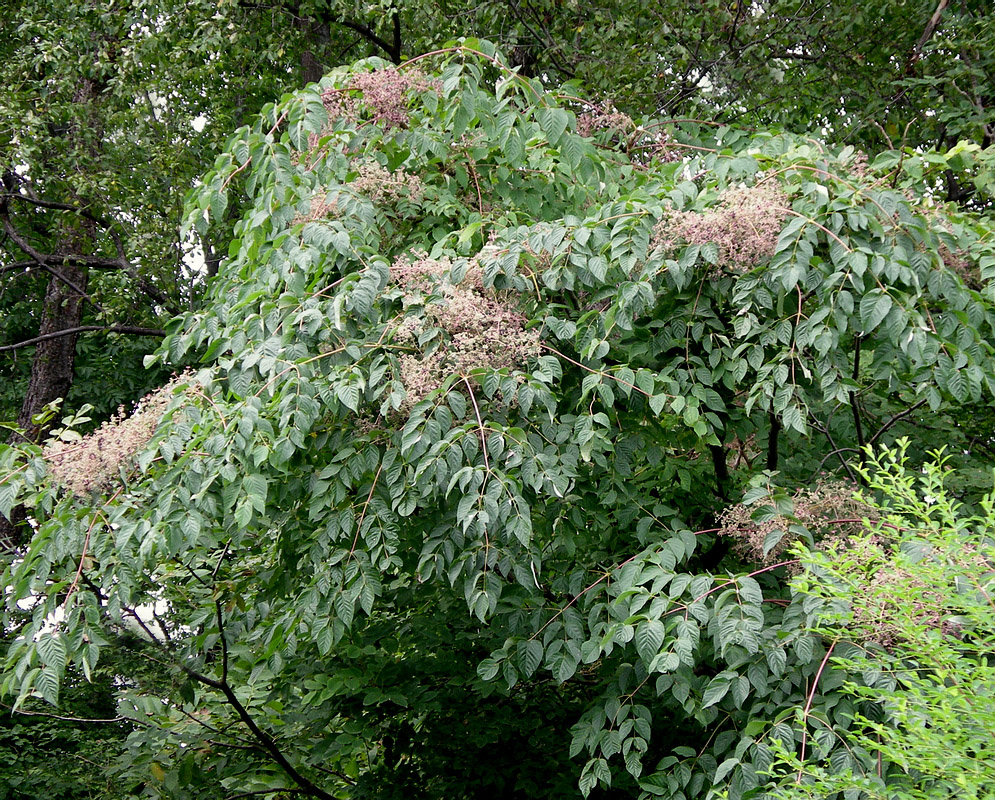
[906,0,950,72]
[0,325,167,353]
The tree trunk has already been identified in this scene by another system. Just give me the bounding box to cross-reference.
[14,261,90,442]
[1,76,99,547]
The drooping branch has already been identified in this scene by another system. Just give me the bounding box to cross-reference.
[0,325,167,352]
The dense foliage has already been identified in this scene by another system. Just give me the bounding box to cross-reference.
[2,40,995,798]
[775,443,995,800]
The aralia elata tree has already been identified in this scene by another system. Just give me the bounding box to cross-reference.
[2,41,995,799]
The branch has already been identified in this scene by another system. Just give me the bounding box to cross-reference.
[709,443,730,501]
[239,0,400,62]
[867,398,929,446]
[392,11,401,63]
[0,325,167,352]
[766,412,781,471]
[0,192,114,228]
[0,257,129,272]
[506,0,577,78]
[1,193,176,310]
[182,607,336,800]
[849,336,866,469]
[906,0,950,72]
[336,18,399,62]
[37,263,108,315]
[2,705,124,724]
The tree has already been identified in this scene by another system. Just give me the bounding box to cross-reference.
[4,0,993,542]
[2,41,994,798]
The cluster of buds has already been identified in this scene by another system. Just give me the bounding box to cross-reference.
[717,479,871,566]
[44,374,189,496]
[652,183,788,273]
[391,252,538,411]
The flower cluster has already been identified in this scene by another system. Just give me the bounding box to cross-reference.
[306,68,438,151]
[391,253,538,410]
[306,89,357,152]
[352,161,424,205]
[293,190,339,225]
[349,68,438,130]
[840,538,950,648]
[391,251,453,291]
[318,86,354,123]
[652,183,788,273]
[44,374,189,496]
[937,236,978,288]
[718,479,871,565]
[576,104,633,139]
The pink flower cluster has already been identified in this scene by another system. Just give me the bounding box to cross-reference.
[44,374,189,496]
[308,68,438,152]
[391,253,538,410]
[652,183,788,273]
[293,190,339,225]
[349,68,438,130]
[717,479,870,566]
[576,104,633,139]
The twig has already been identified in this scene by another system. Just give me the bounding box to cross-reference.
[462,376,490,473]
[867,398,928,446]
[2,705,124,724]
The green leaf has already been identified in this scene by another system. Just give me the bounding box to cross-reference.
[635,619,666,664]
[859,290,893,334]
[477,658,500,681]
[518,639,543,677]
[701,676,731,708]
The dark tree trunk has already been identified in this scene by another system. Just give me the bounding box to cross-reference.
[0,226,93,548]
[14,261,90,442]
[1,75,99,547]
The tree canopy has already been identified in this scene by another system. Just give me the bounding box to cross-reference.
[2,35,995,799]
